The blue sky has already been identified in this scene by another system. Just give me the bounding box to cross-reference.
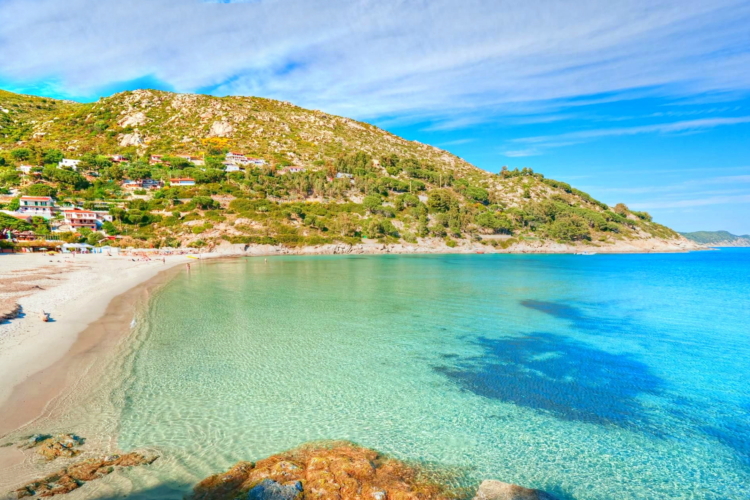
[1,0,749,233]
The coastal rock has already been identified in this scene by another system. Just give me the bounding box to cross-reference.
[247,479,303,500]
[190,442,452,500]
[11,452,158,498]
[16,434,85,461]
[473,480,557,500]
[36,434,84,461]
[0,302,22,323]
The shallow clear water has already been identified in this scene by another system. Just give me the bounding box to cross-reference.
[51,251,750,498]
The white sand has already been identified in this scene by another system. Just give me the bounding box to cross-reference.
[0,252,200,410]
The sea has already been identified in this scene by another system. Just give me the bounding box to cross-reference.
[11,250,750,499]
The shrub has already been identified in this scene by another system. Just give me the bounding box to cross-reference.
[547,215,590,241]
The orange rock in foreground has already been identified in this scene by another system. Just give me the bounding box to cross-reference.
[190,442,455,500]
[13,452,158,498]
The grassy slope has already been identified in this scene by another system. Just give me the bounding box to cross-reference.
[0,89,682,248]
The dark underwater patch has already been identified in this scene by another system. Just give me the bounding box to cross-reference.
[701,403,750,467]
[521,300,586,322]
[435,333,664,429]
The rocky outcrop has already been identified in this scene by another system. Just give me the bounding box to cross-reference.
[190,442,452,500]
[209,120,234,137]
[17,434,85,461]
[0,302,22,323]
[473,480,557,500]
[12,452,158,498]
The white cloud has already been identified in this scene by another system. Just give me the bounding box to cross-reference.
[502,149,542,158]
[631,194,750,209]
[0,0,749,124]
[508,116,750,152]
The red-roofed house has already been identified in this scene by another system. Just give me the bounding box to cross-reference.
[61,209,98,231]
[18,196,55,218]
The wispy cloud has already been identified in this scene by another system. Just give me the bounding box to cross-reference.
[438,138,475,147]
[0,0,749,124]
[507,116,750,154]
[502,149,542,158]
[631,194,750,209]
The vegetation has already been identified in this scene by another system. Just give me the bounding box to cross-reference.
[680,230,750,246]
[0,88,683,249]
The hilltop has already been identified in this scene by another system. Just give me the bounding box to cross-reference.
[0,88,698,253]
[680,230,750,247]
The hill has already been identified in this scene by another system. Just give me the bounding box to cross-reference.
[0,88,697,253]
[680,231,750,247]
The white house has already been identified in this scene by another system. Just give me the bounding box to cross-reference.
[58,159,81,170]
[17,165,34,174]
[223,162,241,172]
[18,196,55,218]
[336,172,354,179]
[225,152,248,164]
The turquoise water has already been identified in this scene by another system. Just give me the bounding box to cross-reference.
[111,251,750,499]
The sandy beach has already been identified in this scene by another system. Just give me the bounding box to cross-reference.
[0,252,204,434]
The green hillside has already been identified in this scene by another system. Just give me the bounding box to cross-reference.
[0,88,683,250]
[680,231,750,246]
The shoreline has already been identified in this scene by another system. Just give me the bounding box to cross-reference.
[0,254,201,436]
[0,237,705,432]
[0,240,707,491]
[0,236,707,431]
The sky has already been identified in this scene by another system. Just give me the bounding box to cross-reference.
[1,0,749,233]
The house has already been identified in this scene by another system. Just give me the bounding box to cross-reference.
[149,155,163,165]
[176,154,204,166]
[224,162,241,172]
[336,172,354,179]
[170,178,196,186]
[142,179,162,189]
[110,155,127,163]
[247,158,266,166]
[94,211,114,223]
[18,196,55,219]
[225,152,248,164]
[58,159,81,170]
[121,179,141,189]
[17,165,34,175]
[61,209,98,231]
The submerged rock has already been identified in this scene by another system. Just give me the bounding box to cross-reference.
[247,479,303,500]
[35,435,85,461]
[473,480,557,500]
[190,442,454,500]
[15,434,85,461]
[11,452,158,498]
